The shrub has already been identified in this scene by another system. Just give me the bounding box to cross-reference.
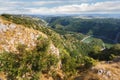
[84,56,97,68]
[61,53,78,77]
[0,42,59,79]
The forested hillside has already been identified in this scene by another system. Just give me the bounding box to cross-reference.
[44,17,120,43]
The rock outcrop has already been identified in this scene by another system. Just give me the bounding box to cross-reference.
[75,60,120,80]
[0,15,62,80]
[0,18,59,55]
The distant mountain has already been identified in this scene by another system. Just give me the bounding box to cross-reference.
[72,14,120,19]
[30,14,120,19]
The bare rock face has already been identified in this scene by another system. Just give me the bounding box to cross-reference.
[0,18,60,57]
[49,44,60,56]
[0,17,62,80]
[0,22,41,52]
[49,43,61,69]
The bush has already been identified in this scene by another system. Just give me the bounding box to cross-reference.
[61,53,78,79]
[84,56,97,68]
[36,38,50,52]
[88,44,120,61]
[0,42,59,79]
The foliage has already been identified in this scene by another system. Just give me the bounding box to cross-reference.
[83,56,97,68]
[0,41,59,79]
[88,44,120,61]
[45,17,120,43]
[61,54,78,79]
[61,54,77,73]
[36,37,50,52]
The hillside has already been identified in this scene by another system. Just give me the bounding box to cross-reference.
[0,17,47,52]
[75,59,120,80]
[0,14,62,80]
[44,17,120,44]
[0,14,120,80]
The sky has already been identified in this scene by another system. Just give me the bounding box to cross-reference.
[0,0,120,15]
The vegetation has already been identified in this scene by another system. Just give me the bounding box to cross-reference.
[0,38,59,79]
[1,14,45,28]
[83,56,97,68]
[1,14,120,80]
[88,44,120,61]
[45,17,120,43]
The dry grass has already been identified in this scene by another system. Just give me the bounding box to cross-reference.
[0,72,6,80]
[75,59,120,80]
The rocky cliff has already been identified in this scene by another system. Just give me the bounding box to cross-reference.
[0,17,59,55]
[0,15,62,80]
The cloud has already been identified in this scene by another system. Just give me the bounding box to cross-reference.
[29,1,120,14]
[31,1,62,5]
[0,1,62,7]
[0,0,120,14]
[0,0,63,14]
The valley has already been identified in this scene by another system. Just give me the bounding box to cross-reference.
[0,14,120,80]
[0,0,120,80]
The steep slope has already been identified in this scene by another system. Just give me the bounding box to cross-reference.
[0,18,46,52]
[0,14,120,80]
[75,59,120,80]
[0,15,62,80]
